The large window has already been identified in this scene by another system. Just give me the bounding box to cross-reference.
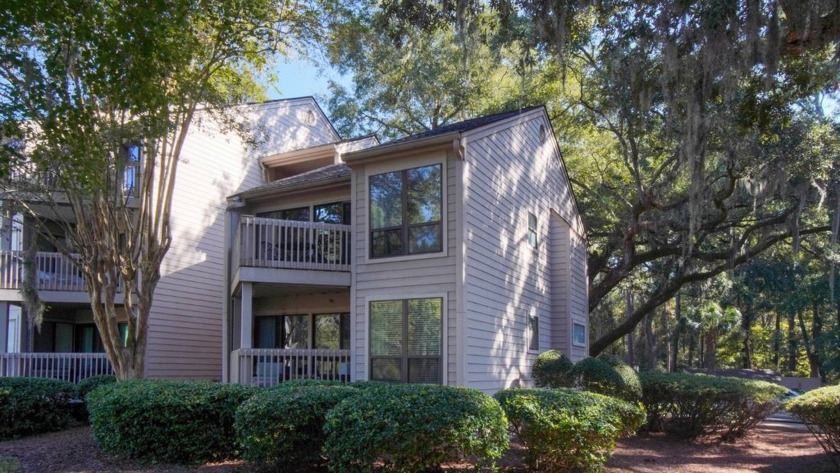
[254,313,349,349]
[370,297,442,383]
[370,164,442,258]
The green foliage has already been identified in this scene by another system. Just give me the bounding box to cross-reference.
[0,377,78,439]
[532,350,575,388]
[786,385,840,458]
[640,372,786,440]
[495,387,645,472]
[77,375,116,400]
[323,384,509,472]
[571,356,643,402]
[235,385,358,467]
[87,380,258,464]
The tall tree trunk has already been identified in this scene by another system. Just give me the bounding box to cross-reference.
[797,310,820,378]
[742,308,753,369]
[644,311,656,370]
[703,329,717,370]
[625,291,635,366]
[773,312,781,369]
[670,293,682,372]
[787,312,797,373]
[688,331,696,367]
[699,333,705,368]
[813,302,825,381]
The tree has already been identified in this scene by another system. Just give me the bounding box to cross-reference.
[365,0,840,355]
[0,0,321,380]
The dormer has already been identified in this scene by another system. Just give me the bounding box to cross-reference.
[261,135,379,181]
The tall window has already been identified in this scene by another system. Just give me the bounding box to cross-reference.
[124,144,141,195]
[528,315,539,351]
[370,297,442,383]
[370,164,442,258]
[527,212,538,249]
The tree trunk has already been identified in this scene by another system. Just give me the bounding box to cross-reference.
[742,308,753,369]
[699,333,705,368]
[773,312,781,368]
[670,293,681,372]
[625,291,635,366]
[796,310,820,378]
[703,329,717,370]
[688,331,696,367]
[787,311,797,373]
[644,311,656,370]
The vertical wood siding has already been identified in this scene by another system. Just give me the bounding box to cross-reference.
[145,99,340,379]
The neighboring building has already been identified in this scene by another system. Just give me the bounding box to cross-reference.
[224,104,588,393]
[0,97,344,380]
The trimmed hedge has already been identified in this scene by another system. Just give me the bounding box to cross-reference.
[495,387,645,472]
[87,380,258,464]
[235,384,359,467]
[571,356,643,402]
[640,372,786,440]
[78,375,116,400]
[323,384,509,472]
[532,350,575,388]
[786,385,840,458]
[0,377,78,439]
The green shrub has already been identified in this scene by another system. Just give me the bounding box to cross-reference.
[532,350,575,388]
[571,356,643,402]
[78,375,116,400]
[87,380,258,464]
[235,385,358,467]
[0,377,78,439]
[274,378,345,389]
[786,385,840,458]
[324,384,509,472]
[640,372,785,440]
[495,387,645,472]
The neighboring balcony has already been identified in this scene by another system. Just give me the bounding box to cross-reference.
[230,348,350,387]
[0,251,86,293]
[0,352,113,383]
[231,216,352,289]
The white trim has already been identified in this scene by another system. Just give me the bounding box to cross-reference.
[455,158,467,386]
[363,155,448,264]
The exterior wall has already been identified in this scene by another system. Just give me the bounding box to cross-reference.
[461,110,588,393]
[147,98,340,379]
[349,148,459,384]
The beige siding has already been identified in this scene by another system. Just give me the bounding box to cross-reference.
[462,111,588,393]
[350,149,458,384]
[146,98,340,379]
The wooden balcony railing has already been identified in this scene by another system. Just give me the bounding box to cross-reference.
[0,352,113,383]
[230,348,350,387]
[0,251,86,292]
[234,216,351,272]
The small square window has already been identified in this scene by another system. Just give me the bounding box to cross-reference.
[528,315,539,351]
[573,323,586,346]
[527,212,537,249]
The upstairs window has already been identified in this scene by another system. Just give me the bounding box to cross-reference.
[527,212,538,249]
[370,164,442,258]
[528,314,539,351]
[124,144,141,195]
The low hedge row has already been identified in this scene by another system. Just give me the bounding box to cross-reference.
[640,372,786,440]
[785,385,840,458]
[532,351,643,403]
[87,380,258,464]
[0,377,78,439]
[495,387,645,472]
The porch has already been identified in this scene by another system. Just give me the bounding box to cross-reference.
[0,250,86,292]
[230,348,350,387]
[0,352,113,383]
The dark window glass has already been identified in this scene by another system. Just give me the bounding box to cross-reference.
[314,313,350,349]
[314,201,351,224]
[254,315,310,349]
[573,323,586,346]
[370,298,442,384]
[369,164,442,258]
[528,212,538,249]
[529,315,539,351]
[124,144,141,195]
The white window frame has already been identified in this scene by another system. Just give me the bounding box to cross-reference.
[573,322,587,347]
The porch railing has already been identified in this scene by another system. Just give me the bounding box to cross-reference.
[0,250,87,292]
[231,348,350,387]
[0,352,113,383]
[234,216,351,272]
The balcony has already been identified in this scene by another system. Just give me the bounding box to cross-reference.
[230,348,350,387]
[0,352,113,383]
[233,216,352,273]
[0,251,86,292]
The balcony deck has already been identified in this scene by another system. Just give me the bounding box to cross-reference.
[230,348,350,387]
[0,352,113,383]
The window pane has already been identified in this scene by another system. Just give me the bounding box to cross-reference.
[56,323,74,352]
[283,315,309,349]
[315,202,347,224]
[315,314,341,349]
[408,224,442,254]
[573,323,586,345]
[529,316,539,351]
[528,212,537,229]
[371,358,401,382]
[370,171,403,229]
[281,207,310,222]
[370,300,403,356]
[407,298,441,356]
[408,358,440,384]
[371,229,403,258]
[407,165,441,224]
[255,317,277,348]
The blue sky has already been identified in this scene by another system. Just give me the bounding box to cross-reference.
[267,58,348,102]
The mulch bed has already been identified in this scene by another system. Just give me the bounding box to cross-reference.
[0,422,834,472]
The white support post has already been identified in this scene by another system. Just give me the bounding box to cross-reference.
[240,282,253,349]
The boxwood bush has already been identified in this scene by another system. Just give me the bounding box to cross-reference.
[235,384,359,467]
[87,380,258,464]
[571,355,643,402]
[495,387,645,472]
[786,385,840,459]
[0,377,78,439]
[323,384,509,472]
[640,372,786,440]
[532,350,575,388]
[78,375,116,400]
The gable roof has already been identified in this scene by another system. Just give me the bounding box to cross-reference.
[234,163,350,201]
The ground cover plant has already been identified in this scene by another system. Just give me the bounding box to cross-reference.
[786,384,840,466]
[495,387,645,472]
[87,380,258,464]
[640,372,786,440]
[0,377,78,440]
[323,383,509,472]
